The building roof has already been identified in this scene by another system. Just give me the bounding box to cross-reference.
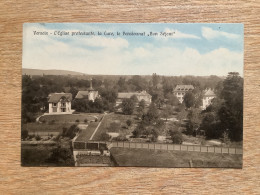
[75,90,98,99]
[118,91,151,99]
[48,93,72,103]
[174,85,194,92]
[204,88,216,97]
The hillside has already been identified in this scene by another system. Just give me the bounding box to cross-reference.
[22,68,86,76]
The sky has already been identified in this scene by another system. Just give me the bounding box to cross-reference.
[22,23,243,76]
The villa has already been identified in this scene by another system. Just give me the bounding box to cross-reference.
[173,85,194,103]
[48,92,73,114]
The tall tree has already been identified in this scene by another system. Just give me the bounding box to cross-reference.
[183,91,195,108]
[121,98,135,115]
[219,72,243,141]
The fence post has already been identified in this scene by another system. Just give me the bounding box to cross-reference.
[207,146,208,153]
[228,147,230,154]
[221,147,223,154]
[235,148,237,154]
[167,143,168,151]
[85,142,87,149]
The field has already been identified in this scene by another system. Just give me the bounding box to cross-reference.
[39,113,103,123]
[110,148,242,168]
[92,113,138,140]
[75,122,100,142]
[22,122,71,133]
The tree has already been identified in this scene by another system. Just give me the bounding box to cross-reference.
[46,147,74,166]
[121,98,135,115]
[183,91,195,108]
[219,72,243,141]
[161,105,173,121]
[186,108,202,136]
[152,73,160,88]
[126,119,132,127]
[100,133,111,141]
[169,130,183,144]
[21,129,28,140]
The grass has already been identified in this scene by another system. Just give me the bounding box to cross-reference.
[110,148,242,168]
[22,123,71,133]
[39,113,103,123]
[92,113,139,140]
[75,122,100,142]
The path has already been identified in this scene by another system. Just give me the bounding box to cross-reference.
[89,113,107,140]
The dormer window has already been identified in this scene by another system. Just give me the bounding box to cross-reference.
[53,103,57,107]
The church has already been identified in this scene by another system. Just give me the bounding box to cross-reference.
[75,78,99,101]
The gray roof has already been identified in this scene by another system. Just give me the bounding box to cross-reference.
[174,85,194,92]
[118,91,151,99]
[75,90,98,99]
[48,93,72,103]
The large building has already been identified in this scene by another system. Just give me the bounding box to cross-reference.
[202,88,216,110]
[173,85,194,103]
[75,79,99,101]
[48,92,73,114]
[116,90,152,106]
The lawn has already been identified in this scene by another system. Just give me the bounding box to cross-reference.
[75,122,100,142]
[110,148,242,168]
[22,122,71,133]
[39,113,103,123]
[92,113,139,140]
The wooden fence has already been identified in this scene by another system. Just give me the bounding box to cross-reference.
[73,141,243,155]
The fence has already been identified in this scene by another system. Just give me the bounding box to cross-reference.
[73,141,243,155]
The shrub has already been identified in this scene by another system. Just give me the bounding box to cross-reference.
[126,119,132,127]
[42,119,46,123]
[84,119,88,123]
[75,119,80,123]
[95,118,98,122]
[21,129,28,140]
[169,130,183,144]
[35,135,41,141]
[113,135,128,141]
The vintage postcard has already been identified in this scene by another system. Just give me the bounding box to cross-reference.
[22,23,243,167]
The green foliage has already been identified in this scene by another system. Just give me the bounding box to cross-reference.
[169,130,183,144]
[35,135,41,141]
[126,119,132,127]
[113,135,128,141]
[100,132,111,141]
[46,147,74,166]
[121,98,135,115]
[183,91,195,108]
[62,124,79,139]
[21,129,28,140]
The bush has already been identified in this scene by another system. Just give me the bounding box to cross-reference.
[100,132,111,141]
[126,119,132,127]
[62,124,79,139]
[35,135,41,141]
[169,130,183,144]
[95,118,98,122]
[21,129,28,140]
[84,119,88,124]
[75,119,80,123]
[42,119,46,123]
[113,135,128,141]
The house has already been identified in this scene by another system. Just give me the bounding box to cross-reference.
[116,90,152,106]
[48,92,73,114]
[75,79,99,101]
[202,88,216,110]
[173,85,194,103]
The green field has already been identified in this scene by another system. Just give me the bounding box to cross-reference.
[22,122,71,133]
[75,122,100,142]
[39,113,102,123]
[92,113,138,140]
[110,148,242,168]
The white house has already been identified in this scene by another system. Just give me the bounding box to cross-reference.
[173,85,194,103]
[75,79,99,101]
[48,93,73,114]
[202,88,216,110]
[116,90,152,106]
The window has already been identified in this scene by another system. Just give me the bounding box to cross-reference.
[53,103,57,107]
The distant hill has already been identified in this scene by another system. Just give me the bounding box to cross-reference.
[22,68,86,76]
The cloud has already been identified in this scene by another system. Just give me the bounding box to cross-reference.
[202,27,240,40]
[82,36,129,48]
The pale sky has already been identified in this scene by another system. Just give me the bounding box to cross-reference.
[22,23,243,76]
